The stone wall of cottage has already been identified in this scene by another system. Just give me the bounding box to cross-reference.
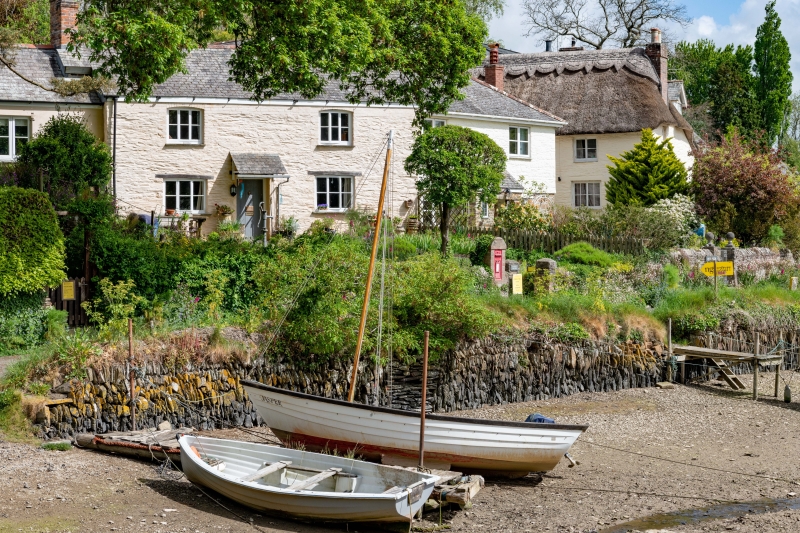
[35,332,665,439]
[112,101,419,235]
[0,104,104,146]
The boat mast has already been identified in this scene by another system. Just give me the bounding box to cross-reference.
[348,130,394,402]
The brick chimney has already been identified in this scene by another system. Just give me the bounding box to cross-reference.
[485,43,504,92]
[50,0,79,48]
[645,28,668,104]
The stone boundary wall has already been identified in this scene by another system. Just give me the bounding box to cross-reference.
[671,247,795,281]
[35,333,666,440]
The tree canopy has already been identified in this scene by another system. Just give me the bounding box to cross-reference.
[68,0,487,124]
[405,125,506,254]
[605,129,689,207]
[521,0,688,49]
[709,45,759,137]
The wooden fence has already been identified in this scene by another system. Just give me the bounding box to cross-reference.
[463,227,646,255]
[48,277,88,327]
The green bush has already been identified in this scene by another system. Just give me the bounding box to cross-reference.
[0,292,47,352]
[554,242,615,267]
[470,234,494,266]
[391,236,418,261]
[0,187,65,296]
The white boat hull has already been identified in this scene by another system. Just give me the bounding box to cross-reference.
[242,381,588,476]
[179,435,437,532]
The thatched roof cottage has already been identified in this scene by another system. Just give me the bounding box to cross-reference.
[479,29,694,210]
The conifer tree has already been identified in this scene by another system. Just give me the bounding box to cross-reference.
[605,129,689,207]
[754,0,793,146]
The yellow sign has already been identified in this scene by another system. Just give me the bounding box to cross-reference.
[512,274,523,295]
[61,280,75,300]
[701,261,734,277]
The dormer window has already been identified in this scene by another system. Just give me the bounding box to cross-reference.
[320,111,351,145]
[168,109,202,144]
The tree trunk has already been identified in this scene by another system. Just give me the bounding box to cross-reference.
[440,203,450,256]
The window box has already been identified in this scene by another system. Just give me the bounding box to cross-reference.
[167,109,202,144]
[509,127,529,157]
[0,117,29,160]
[320,111,351,146]
[575,138,597,161]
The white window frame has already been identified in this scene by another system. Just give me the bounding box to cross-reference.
[573,182,601,208]
[164,179,206,214]
[575,138,597,161]
[319,111,352,146]
[315,175,353,212]
[167,108,203,144]
[509,126,529,157]
[0,117,29,160]
[480,201,490,219]
[423,118,446,131]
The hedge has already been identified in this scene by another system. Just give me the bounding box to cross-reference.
[0,187,65,296]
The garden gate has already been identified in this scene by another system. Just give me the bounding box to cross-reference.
[48,277,89,327]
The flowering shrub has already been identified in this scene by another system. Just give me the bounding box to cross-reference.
[493,202,551,233]
[649,194,699,237]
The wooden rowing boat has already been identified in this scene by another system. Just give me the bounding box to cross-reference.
[242,381,588,477]
[179,435,438,532]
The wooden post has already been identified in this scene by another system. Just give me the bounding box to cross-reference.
[418,331,429,469]
[128,318,136,431]
[713,258,718,299]
[753,333,760,401]
[776,331,783,398]
[348,131,393,402]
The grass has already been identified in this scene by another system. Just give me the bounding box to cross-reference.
[0,390,38,444]
[41,441,72,451]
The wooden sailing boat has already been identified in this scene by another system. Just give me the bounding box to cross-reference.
[244,129,588,476]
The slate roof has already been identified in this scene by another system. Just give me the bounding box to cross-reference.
[477,47,693,136]
[446,79,565,124]
[668,80,687,108]
[501,171,524,192]
[0,46,102,104]
[230,153,288,176]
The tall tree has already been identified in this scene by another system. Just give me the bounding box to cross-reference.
[709,45,760,137]
[670,39,720,105]
[754,0,793,146]
[605,129,689,207]
[66,0,486,124]
[521,0,688,49]
[405,125,506,255]
[0,0,48,44]
[465,0,504,22]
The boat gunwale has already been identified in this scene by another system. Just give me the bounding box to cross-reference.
[242,381,589,432]
[179,435,435,501]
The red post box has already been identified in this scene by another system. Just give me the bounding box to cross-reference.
[493,249,503,281]
[484,237,507,287]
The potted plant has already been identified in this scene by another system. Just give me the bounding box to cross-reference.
[215,203,234,222]
[279,215,299,238]
[406,215,419,234]
[317,203,328,211]
[165,208,177,216]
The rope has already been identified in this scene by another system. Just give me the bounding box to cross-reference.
[256,134,391,360]
[583,441,800,486]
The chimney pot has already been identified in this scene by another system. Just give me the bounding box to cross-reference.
[489,43,499,65]
[651,28,662,44]
[50,0,79,48]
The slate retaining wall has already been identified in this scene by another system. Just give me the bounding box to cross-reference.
[35,333,666,440]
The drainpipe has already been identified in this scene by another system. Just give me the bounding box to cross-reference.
[274,175,290,234]
[112,96,118,201]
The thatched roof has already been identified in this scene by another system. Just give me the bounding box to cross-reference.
[477,48,692,136]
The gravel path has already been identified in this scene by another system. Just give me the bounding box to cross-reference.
[4,374,800,532]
